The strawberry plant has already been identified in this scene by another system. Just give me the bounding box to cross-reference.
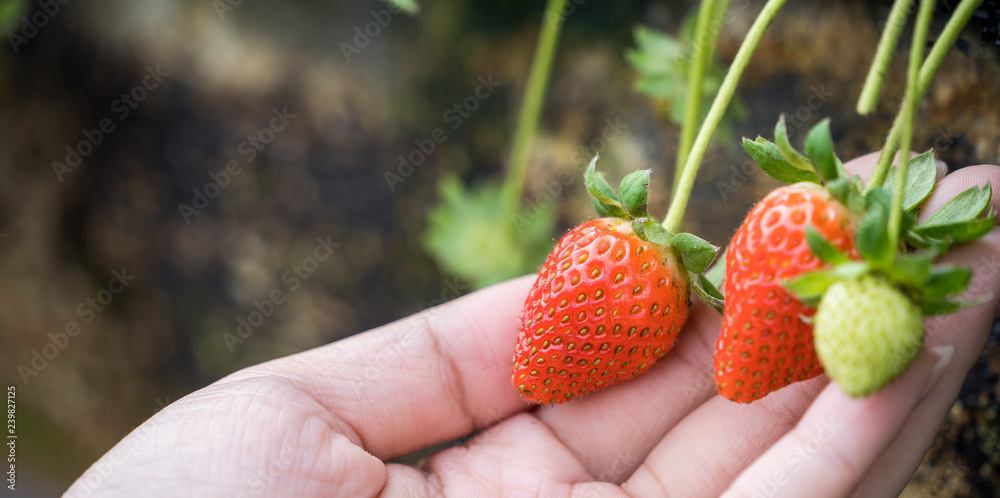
[424,0,570,289]
[716,0,994,401]
[514,0,791,404]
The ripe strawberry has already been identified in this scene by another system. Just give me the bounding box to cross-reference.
[812,275,924,397]
[513,218,690,404]
[715,183,857,403]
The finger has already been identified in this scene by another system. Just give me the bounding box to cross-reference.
[852,167,1000,496]
[722,345,943,498]
[224,275,536,460]
[725,166,1000,497]
[533,303,722,482]
[611,153,885,493]
[621,376,826,496]
[414,413,616,496]
[842,150,918,183]
[530,152,906,482]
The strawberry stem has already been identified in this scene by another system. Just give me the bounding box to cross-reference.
[865,0,981,191]
[856,0,914,115]
[674,0,729,196]
[662,0,788,234]
[501,0,569,218]
[887,0,934,256]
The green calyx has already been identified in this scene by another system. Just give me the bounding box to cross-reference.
[741,116,994,316]
[585,155,724,312]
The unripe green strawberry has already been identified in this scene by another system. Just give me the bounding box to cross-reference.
[813,275,925,397]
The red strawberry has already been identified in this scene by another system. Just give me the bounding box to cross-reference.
[513,218,690,404]
[715,183,857,403]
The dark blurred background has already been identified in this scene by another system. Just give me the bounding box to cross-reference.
[1,0,998,495]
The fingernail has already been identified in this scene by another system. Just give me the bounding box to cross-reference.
[935,160,948,179]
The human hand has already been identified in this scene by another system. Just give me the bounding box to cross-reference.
[67,155,1000,497]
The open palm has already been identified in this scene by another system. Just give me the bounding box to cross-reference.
[68,155,1000,497]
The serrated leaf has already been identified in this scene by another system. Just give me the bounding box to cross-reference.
[805,224,849,264]
[773,116,814,172]
[923,265,971,298]
[672,232,719,274]
[742,138,821,185]
[912,216,996,244]
[631,218,673,246]
[804,119,838,182]
[691,271,725,314]
[920,183,993,227]
[882,150,937,211]
[857,202,892,265]
[784,270,838,306]
[619,170,650,218]
[382,0,420,14]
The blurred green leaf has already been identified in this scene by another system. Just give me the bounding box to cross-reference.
[424,176,556,289]
[625,23,744,141]
[804,119,838,182]
[381,0,420,15]
[0,0,28,33]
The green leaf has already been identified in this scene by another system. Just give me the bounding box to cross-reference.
[857,202,892,265]
[912,216,996,244]
[705,250,727,291]
[382,0,420,14]
[784,270,838,306]
[691,271,725,314]
[882,150,937,211]
[830,261,871,279]
[619,169,651,218]
[672,232,720,274]
[826,178,865,212]
[923,265,971,298]
[805,224,849,264]
[773,116,814,172]
[920,295,988,316]
[424,177,555,289]
[584,155,628,219]
[920,183,992,227]
[883,250,935,284]
[921,299,964,316]
[631,218,674,246]
[804,119,838,182]
[584,155,619,205]
[742,138,821,185]
[865,186,892,211]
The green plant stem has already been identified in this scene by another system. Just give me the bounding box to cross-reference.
[663,0,787,234]
[674,0,721,195]
[857,0,914,114]
[501,0,569,217]
[887,0,934,255]
[865,0,981,191]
